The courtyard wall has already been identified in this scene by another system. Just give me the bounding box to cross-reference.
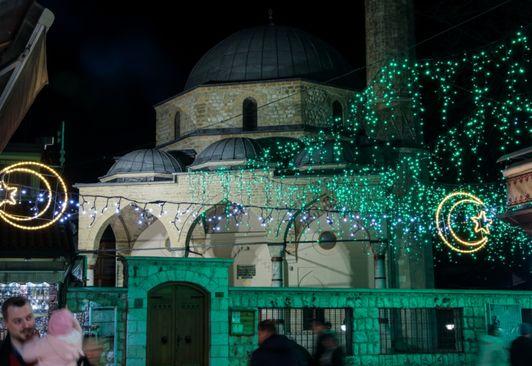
[67,258,532,366]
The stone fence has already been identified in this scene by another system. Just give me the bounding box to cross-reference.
[66,257,532,366]
[228,287,532,366]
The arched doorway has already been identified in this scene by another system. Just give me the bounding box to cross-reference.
[94,226,116,286]
[185,203,271,286]
[147,282,209,366]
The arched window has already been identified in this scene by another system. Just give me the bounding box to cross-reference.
[243,98,257,131]
[332,101,343,123]
[174,110,181,139]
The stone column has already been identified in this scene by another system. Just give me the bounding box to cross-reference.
[267,244,284,287]
[370,240,388,288]
[85,254,97,286]
[392,148,434,289]
[374,254,387,289]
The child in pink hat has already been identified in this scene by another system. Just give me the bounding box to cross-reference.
[21,308,84,366]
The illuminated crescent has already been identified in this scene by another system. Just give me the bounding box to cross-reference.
[0,162,68,230]
[435,191,490,254]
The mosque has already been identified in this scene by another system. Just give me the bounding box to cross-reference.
[67,3,532,366]
[76,20,432,291]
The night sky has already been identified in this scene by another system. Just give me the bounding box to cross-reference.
[7,0,532,289]
[11,0,530,183]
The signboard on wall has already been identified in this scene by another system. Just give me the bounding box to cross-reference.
[230,309,255,336]
[236,265,256,280]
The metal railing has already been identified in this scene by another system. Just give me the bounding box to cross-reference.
[522,308,532,324]
[379,307,464,354]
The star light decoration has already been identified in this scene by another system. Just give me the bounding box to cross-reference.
[471,211,492,235]
[0,162,68,230]
[0,181,18,207]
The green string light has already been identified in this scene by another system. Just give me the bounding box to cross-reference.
[182,29,530,264]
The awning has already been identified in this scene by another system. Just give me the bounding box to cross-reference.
[0,1,54,152]
[501,205,532,236]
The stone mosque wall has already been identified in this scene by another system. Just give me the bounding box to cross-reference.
[154,79,354,154]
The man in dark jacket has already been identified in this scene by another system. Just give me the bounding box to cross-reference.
[250,320,310,366]
[510,323,532,366]
[0,296,37,366]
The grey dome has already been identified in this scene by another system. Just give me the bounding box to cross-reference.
[293,139,357,168]
[185,25,351,90]
[102,149,184,182]
[190,138,263,170]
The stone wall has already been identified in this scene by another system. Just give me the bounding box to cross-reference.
[228,287,532,366]
[155,80,304,147]
[124,257,232,366]
[67,259,532,366]
[301,81,354,129]
[154,79,354,154]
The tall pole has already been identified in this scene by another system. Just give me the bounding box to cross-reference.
[59,120,66,169]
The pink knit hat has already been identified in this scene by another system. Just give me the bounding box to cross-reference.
[47,308,75,336]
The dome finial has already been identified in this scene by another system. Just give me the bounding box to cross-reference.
[268,9,274,26]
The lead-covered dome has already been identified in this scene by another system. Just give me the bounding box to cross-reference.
[190,138,263,170]
[101,149,184,182]
[185,25,351,90]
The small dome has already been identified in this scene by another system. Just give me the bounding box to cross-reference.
[190,138,263,170]
[185,25,351,90]
[293,139,357,169]
[101,149,184,182]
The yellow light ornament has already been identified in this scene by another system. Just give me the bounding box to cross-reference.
[0,181,17,207]
[0,162,68,230]
[435,191,492,254]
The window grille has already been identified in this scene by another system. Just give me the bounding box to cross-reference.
[522,308,532,324]
[379,307,464,354]
[259,307,353,355]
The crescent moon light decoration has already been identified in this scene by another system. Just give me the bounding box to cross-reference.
[0,162,68,230]
[435,191,492,254]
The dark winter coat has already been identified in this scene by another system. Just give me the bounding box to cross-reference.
[0,334,29,366]
[509,335,532,366]
[250,334,310,366]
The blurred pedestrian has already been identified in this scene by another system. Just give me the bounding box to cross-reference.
[250,319,310,366]
[312,319,343,366]
[509,323,532,366]
[476,324,508,366]
[21,308,84,366]
[77,335,103,366]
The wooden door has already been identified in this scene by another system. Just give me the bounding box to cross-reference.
[147,283,207,366]
[175,286,206,366]
[147,285,175,366]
